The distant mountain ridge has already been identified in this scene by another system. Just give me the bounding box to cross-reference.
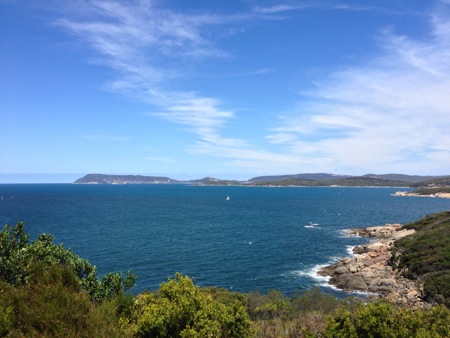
[362,173,439,183]
[248,173,349,183]
[74,174,178,184]
[73,173,448,187]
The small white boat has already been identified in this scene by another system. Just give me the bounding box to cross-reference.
[226,195,230,201]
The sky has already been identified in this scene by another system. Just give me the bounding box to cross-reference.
[1,0,450,183]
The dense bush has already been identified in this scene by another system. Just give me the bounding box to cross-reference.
[390,211,450,307]
[133,273,253,337]
[325,301,450,338]
[0,266,126,337]
[246,288,361,337]
[0,222,135,301]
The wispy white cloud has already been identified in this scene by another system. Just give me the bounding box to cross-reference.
[268,5,450,174]
[58,1,240,149]
[253,2,371,15]
[59,1,450,175]
[253,4,311,14]
[57,0,303,174]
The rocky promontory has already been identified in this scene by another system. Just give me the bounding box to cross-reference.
[392,191,450,199]
[318,224,425,307]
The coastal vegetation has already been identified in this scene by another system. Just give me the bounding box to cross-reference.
[1,216,450,337]
[412,187,450,195]
[390,211,450,308]
[410,176,450,188]
[405,176,450,197]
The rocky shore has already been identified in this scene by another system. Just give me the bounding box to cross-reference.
[392,191,450,199]
[318,224,426,307]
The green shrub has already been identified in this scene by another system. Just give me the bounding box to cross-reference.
[325,301,450,338]
[390,212,450,308]
[0,265,128,337]
[0,222,136,302]
[135,273,253,337]
[423,271,450,308]
[0,304,12,337]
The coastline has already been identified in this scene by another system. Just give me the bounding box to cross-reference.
[317,224,426,307]
[392,191,450,199]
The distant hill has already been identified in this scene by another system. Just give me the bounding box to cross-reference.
[250,176,410,187]
[248,173,349,183]
[410,175,450,188]
[74,174,178,184]
[363,173,443,183]
[248,173,442,185]
[73,173,447,187]
[187,177,243,185]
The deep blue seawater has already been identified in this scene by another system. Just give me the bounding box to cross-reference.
[1,184,449,297]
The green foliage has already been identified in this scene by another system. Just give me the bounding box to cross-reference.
[410,176,450,188]
[324,307,357,338]
[325,301,450,338]
[246,288,358,337]
[0,222,136,302]
[246,289,289,321]
[0,222,30,285]
[414,187,450,195]
[0,266,128,337]
[134,273,253,338]
[423,271,450,308]
[202,286,249,306]
[290,287,351,316]
[0,304,12,337]
[389,212,450,307]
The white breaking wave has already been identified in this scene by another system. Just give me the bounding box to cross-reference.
[339,229,360,238]
[346,245,356,256]
[291,264,331,286]
[290,264,375,296]
[304,222,321,229]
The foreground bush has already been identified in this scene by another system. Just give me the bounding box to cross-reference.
[0,222,135,301]
[0,266,127,337]
[326,301,450,338]
[133,273,253,337]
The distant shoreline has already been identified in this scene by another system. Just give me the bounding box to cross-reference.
[392,191,450,199]
[72,173,450,188]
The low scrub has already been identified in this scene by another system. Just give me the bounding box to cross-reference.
[390,211,450,307]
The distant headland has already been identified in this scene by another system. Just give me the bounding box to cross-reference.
[73,173,450,197]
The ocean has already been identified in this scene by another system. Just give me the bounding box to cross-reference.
[0,184,449,297]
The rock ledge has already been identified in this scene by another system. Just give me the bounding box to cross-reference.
[318,224,426,307]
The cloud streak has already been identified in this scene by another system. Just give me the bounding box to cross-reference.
[58,1,450,175]
[57,0,306,173]
[268,4,450,174]
[57,1,241,150]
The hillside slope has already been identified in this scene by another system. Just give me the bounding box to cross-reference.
[390,211,450,307]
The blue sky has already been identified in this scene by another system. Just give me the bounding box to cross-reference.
[1,0,450,183]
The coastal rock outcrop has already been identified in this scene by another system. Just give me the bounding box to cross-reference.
[392,191,450,199]
[318,224,425,307]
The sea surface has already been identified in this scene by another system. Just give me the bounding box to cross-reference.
[1,184,449,297]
